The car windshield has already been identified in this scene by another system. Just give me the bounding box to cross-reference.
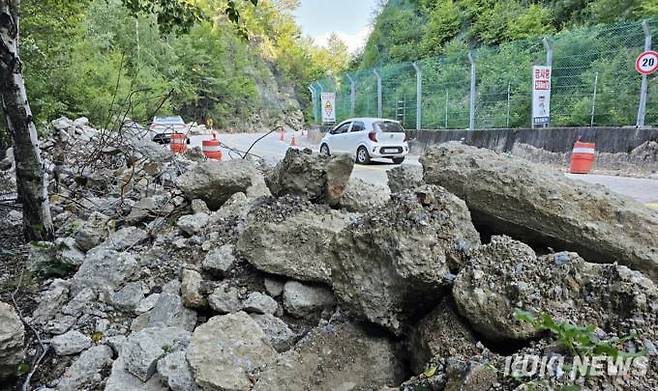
[375,121,404,133]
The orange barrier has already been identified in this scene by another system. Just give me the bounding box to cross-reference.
[569,141,596,174]
[202,139,223,160]
[170,133,187,154]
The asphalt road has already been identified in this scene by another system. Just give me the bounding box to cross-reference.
[189,131,658,208]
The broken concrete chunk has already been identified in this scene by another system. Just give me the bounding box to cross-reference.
[176,213,209,236]
[250,314,296,353]
[238,208,351,284]
[0,302,25,380]
[122,327,191,382]
[242,292,278,315]
[207,284,241,314]
[56,345,114,391]
[387,164,424,193]
[264,278,285,297]
[71,249,139,297]
[176,160,260,210]
[338,177,390,213]
[408,298,480,373]
[253,322,405,391]
[187,312,277,391]
[421,142,658,280]
[201,244,235,277]
[265,148,353,203]
[331,185,480,334]
[453,235,658,341]
[180,269,207,309]
[50,330,92,356]
[282,281,336,318]
[156,351,199,391]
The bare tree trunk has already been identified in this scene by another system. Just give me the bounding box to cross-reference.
[0,0,54,241]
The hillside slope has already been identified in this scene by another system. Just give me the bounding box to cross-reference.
[358,0,658,68]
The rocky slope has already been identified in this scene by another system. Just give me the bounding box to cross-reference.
[0,119,657,390]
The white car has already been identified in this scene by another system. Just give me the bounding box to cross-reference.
[319,118,409,164]
[149,116,187,144]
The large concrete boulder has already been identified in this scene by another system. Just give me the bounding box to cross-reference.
[253,322,405,391]
[331,185,480,334]
[265,148,353,204]
[187,312,277,390]
[0,302,25,380]
[176,159,261,210]
[237,207,352,284]
[421,142,658,280]
[453,236,658,341]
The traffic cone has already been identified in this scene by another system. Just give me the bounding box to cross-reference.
[279,129,285,142]
[290,134,297,147]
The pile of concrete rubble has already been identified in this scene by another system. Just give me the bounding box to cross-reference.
[0,117,657,390]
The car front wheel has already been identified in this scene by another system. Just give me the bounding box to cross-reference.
[392,157,405,164]
[320,143,330,156]
[356,146,371,165]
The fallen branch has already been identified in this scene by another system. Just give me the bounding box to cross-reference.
[10,268,50,391]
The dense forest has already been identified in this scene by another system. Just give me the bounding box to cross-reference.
[356,0,658,68]
[9,0,349,134]
[316,0,658,129]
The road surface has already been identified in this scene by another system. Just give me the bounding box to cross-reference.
[188,132,658,208]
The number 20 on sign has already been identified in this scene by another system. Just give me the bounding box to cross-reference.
[636,50,658,75]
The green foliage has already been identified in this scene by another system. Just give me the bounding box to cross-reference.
[17,362,31,377]
[514,310,644,359]
[358,0,656,66]
[507,5,556,41]
[91,331,104,343]
[420,0,461,57]
[14,0,340,130]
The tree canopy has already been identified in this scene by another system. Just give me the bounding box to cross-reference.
[356,0,658,68]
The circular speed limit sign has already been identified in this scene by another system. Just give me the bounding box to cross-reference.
[636,50,658,75]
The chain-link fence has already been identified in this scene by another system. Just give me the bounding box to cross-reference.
[311,18,658,130]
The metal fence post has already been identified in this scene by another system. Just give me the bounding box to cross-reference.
[467,51,476,130]
[591,72,599,127]
[506,82,511,128]
[543,37,553,68]
[373,69,383,118]
[637,21,652,128]
[445,91,449,128]
[346,74,356,116]
[541,37,554,129]
[412,62,422,130]
[308,85,317,123]
[315,82,324,123]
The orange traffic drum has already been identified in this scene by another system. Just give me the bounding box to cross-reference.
[170,133,187,154]
[202,139,223,160]
[569,141,596,174]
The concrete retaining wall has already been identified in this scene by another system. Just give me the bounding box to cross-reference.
[407,127,658,154]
